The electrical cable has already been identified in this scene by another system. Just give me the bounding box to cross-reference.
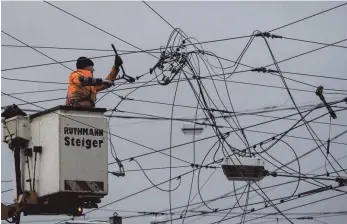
[44,1,159,60]
[3,2,347,223]
[1,43,162,53]
[134,8,346,206]
[3,69,345,98]
[280,70,347,81]
[1,189,13,193]
[131,159,182,192]
[114,104,347,164]
[181,92,201,224]
[189,128,347,212]
[258,31,346,178]
[268,2,347,32]
[263,38,347,68]
[281,36,347,49]
[135,185,346,223]
[1,54,115,72]
[216,185,250,224]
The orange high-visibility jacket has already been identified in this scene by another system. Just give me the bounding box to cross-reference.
[66,67,119,105]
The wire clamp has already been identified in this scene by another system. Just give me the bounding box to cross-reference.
[315,86,337,119]
[251,67,267,73]
[112,158,125,177]
[297,217,313,220]
[255,31,283,39]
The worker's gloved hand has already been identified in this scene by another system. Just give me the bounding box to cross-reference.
[114,55,123,68]
[103,80,114,88]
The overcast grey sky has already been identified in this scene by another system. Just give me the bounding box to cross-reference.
[1,1,347,224]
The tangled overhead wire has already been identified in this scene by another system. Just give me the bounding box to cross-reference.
[150,29,193,85]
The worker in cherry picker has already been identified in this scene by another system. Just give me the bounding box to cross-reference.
[66,55,123,108]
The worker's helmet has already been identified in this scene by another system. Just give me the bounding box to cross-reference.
[76,57,94,69]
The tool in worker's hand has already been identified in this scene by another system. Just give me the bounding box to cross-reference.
[111,44,135,83]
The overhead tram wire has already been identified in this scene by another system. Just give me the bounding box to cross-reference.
[143,0,346,98]
[280,36,347,49]
[263,38,347,68]
[216,192,347,224]
[2,96,67,106]
[258,32,347,175]
[280,71,347,81]
[116,178,347,221]
[3,70,345,111]
[1,30,170,136]
[1,93,347,127]
[186,126,347,212]
[244,129,347,146]
[1,31,81,74]
[1,189,13,193]
[42,0,255,63]
[4,3,346,224]
[1,32,254,72]
[204,49,347,94]
[1,88,66,95]
[1,44,160,53]
[148,171,347,220]
[2,7,346,84]
[43,0,159,60]
[1,30,130,115]
[88,133,347,223]
[268,2,347,32]
[110,100,347,164]
[3,39,346,94]
[160,152,347,216]
[52,164,217,224]
[9,105,347,146]
[4,96,347,133]
[198,48,347,82]
[119,185,347,223]
[2,77,68,84]
[142,0,175,29]
[121,6,336,221]
[5,3,347,219]
[3,71,346,95]
[1,53,116,72]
